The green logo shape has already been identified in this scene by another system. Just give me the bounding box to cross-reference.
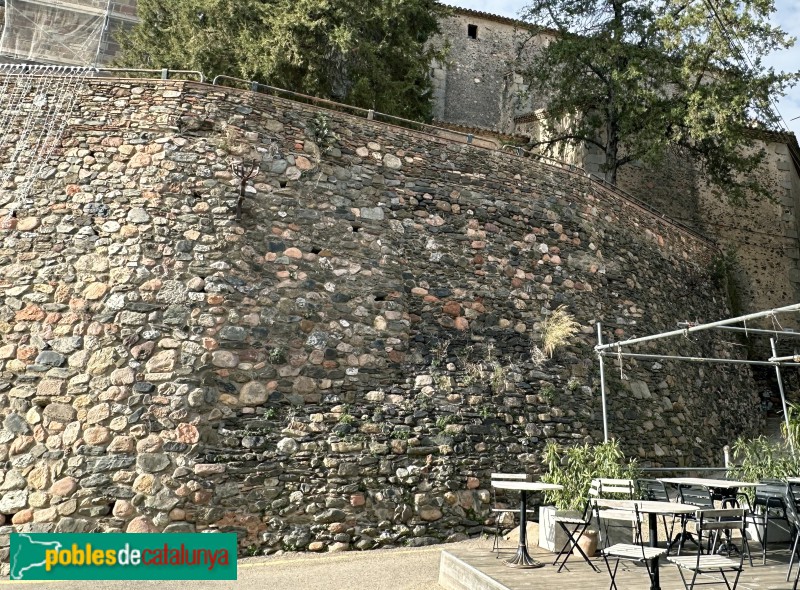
[11,533,238,580]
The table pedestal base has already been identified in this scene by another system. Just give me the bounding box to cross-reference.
[504,547,545,569]
[504,489,545,569]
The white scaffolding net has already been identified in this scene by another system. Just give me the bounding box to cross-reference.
[0,0,111,66]
[0,64,93,208]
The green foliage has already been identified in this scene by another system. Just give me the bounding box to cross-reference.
[540,383,556,403]
[541,440,639,510]
[430,337,451,368]
[567,377,581,391]
[462,361,485,386]
[518,0,799,202]
[268,347,286,364]
[540,305,581,358]
[731,435,800,501]
[490,361,508,393]
[782,402,800,449]
[338,405,355,424]
[116,0,448,121]
[307,113,339,153]
[434,373,453,393]
[436,415,454,429]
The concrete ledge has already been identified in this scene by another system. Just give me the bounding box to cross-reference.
[438,550,510,590]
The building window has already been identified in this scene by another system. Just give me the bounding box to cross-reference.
[467,24,478,39]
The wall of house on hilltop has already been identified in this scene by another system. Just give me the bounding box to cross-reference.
[430,12,546,133]
[430,11,800,328]
[577,143,703,229]
[0,77,760,564]
[695,139,800,326]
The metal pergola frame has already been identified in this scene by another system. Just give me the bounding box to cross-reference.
[594,302,800,448]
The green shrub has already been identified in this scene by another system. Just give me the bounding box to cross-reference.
[731,435,800,501]
[541,440,639,511]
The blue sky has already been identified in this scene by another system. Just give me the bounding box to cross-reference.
[443,0,800,139]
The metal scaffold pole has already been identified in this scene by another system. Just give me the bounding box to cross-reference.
[772,338,794,453]
[597,322,609,443]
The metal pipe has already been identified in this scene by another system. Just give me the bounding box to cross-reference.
[95,68,205,82]
[769,353,800,362]
[772,338,794,453]
[595,303,800,352]
[598,350,800,367]
[704,325,800,338]
[209,74,495,147]
[639,466,727,472]
[597,322,609,443]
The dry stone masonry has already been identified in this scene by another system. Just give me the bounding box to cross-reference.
[0,78,760,561]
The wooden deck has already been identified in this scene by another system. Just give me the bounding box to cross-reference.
[442,538,800,590]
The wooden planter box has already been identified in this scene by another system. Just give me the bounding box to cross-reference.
[746,517,792,544]
[538,505,570,552]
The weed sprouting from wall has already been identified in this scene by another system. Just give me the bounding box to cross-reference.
[539,305,580,358]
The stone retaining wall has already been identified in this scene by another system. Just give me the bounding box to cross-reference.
[0,78,760,560]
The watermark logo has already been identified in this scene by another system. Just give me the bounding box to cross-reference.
[10,533,237,580]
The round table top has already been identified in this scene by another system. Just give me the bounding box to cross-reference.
[491,481,564,491]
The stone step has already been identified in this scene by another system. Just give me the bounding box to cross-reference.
[439,550,511,590]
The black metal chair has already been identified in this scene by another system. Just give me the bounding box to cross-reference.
[749,479,790,564]
[552,478,601,572]
[594,502,667,590]
[673,485,716,555]
[489,472,534,555]
[667,508,748,590]
[783,484,800,587]
[637,479,677,550]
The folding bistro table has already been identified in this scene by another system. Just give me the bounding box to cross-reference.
[489,480,563,568]
[592,498,698,590]
[659,477,761,554]
[658,477,761,504]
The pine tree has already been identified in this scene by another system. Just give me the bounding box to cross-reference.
[518,0,798,202]
[116,0,446,121]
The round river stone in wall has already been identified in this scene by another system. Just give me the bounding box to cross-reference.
[240,381,268,406]
[212,350,239,368]
[383,153,402,169]
[136,453,170,473]
[277,438,299,455]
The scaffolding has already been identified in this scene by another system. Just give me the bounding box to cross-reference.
[0,63,92,208]
[0,0,138,67]
[594,302,800,449]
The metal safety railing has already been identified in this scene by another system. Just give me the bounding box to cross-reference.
[500,144,715,246]
[95,67,205,82]
[0,64,205,82]
[0,65,726,244]
[0,63,97,76]
[210,74,498,149]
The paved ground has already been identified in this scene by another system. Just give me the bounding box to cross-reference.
[0,537,490,590]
